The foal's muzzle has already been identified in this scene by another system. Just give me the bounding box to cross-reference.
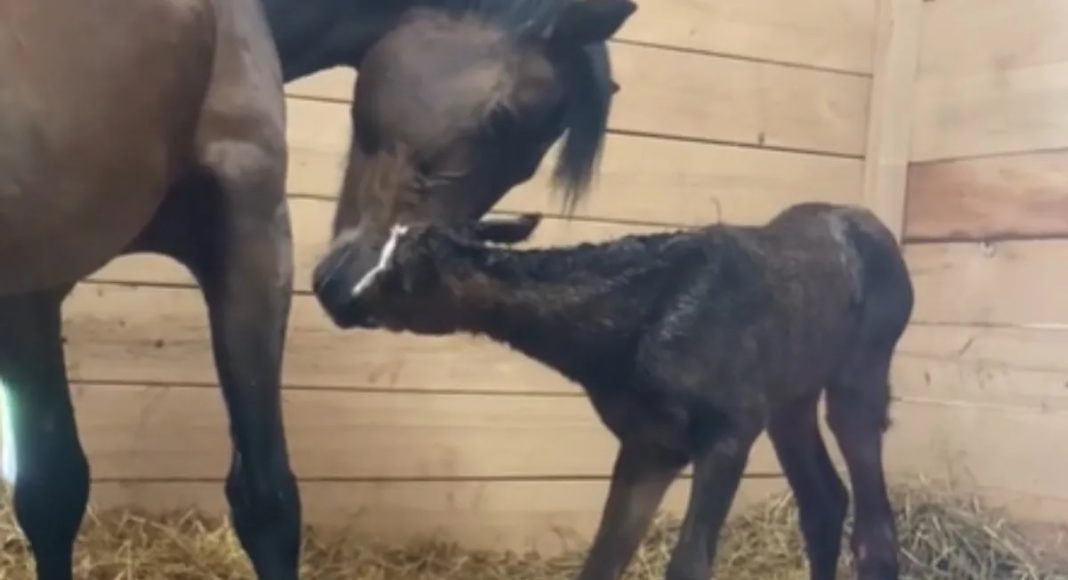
[311,239,383,330]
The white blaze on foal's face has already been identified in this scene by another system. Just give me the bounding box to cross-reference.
[351,224,411,297]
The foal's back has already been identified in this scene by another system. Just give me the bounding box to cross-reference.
[0,0,216,293]
[642,203,911,407]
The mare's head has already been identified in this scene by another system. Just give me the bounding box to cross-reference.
[312,0,636,327]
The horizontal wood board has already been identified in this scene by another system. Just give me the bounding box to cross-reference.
[285,41,871,157]
[63,382,1068,524]
[285,100,865,225]
[612,0,874,74]
[912,0,1068,161]
[905,150,1068,241]
[68,382,780,480]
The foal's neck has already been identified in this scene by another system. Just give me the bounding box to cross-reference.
[448,232,700,382]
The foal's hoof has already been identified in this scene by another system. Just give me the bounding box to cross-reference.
[856,560,899,580]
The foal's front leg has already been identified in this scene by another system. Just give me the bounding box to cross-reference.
[577,443,686,580]
[665,419,762,580]
[0,288,88,580]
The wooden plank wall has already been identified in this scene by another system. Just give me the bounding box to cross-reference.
[890,0,1068,520]
[0,0,882,553]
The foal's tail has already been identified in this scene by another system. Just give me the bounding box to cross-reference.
[838,208,914,351]
[823,206,914,431]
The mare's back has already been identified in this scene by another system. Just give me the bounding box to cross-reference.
[0,0,216,292]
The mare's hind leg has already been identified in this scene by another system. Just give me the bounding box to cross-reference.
[577,443,686,580]
[827,356,899,580]
[0,288,88,580]
[767,393,848,580]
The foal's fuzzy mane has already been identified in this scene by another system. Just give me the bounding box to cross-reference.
[425,0,617,212]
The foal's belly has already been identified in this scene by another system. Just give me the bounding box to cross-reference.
[588,387,694,455]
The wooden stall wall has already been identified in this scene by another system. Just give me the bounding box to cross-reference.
[23,0,875,552]
[888,0,1068,520]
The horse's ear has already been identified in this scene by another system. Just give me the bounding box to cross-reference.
[550,0,637,49]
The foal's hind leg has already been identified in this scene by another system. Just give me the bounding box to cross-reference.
[768,393,848,580]
[0,289,88,580]
[827,357,899,580]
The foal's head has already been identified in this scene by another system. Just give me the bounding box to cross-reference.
[312,0,636,327]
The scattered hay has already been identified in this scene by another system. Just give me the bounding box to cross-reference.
[0,483,1066,579]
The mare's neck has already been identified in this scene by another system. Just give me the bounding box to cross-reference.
[261,0,410,81]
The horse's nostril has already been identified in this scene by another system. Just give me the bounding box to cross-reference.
[312,245,353,296]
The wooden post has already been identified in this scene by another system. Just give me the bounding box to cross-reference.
[862,0,923,242]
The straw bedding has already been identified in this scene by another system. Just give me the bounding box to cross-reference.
[0,484,1065,580]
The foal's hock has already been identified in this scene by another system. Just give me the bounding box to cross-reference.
[338,202,914,580]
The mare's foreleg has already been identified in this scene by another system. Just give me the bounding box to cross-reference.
[183,154,301,579]
[0,288,88,580]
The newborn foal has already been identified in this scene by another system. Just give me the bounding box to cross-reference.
[321,202,913,580]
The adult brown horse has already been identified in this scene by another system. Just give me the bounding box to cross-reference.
[0,0,300,579]
[1,0,634,578]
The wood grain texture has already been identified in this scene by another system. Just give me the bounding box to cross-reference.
[89,478,789,553]
[878,399,1068,514]
[918,0,1068,78]
[285,41,871,155]
[905,239,1068,327]
[891,323,1068,411]
[891,355,1068,413]
[76,385,1068,526]
[862,0,921,240]
[63,283,570,394]
[911,60,1068,161]
[911,0,1068,161]
[280,0,875,78]
[284,99,865,225]
[905,151,1068,241]
[898,323,1068,373]
[70,382,782,479]
[615,0,874,74]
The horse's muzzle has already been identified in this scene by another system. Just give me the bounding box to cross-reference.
[311,241,382,330]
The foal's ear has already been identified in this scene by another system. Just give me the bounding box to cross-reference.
[550,0,637,49]
[472,214,542,245]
